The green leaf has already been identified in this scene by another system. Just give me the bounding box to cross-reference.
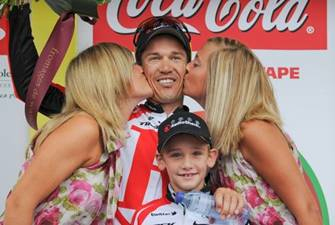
[52,197,63,205]
[270,199,282,206]
[62,199,78,211]
[93,183,106,195]
[109,178,115,189]
[71,172,87,180]
[60,186,67,194]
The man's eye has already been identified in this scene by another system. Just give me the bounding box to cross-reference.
[170,153,182,158]
[193,151,203,156]
[149,57,160,61]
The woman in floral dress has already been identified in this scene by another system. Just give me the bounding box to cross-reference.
[184,37,322,225]
[0,41,152,224]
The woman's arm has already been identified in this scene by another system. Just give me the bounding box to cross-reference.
[4,114,102,225]
[240,120,322,225]
[9,4,65,116]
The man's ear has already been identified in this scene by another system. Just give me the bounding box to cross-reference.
[156,153,166,171]
[133,64,144,74]
[207,148,219,168]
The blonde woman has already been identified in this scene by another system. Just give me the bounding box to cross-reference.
[184,37,322,225]
[1,43,152,225]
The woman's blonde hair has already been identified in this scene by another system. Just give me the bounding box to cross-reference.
[205,37,282,156]
[33,42,134,151]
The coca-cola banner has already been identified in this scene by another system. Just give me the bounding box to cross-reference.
[94,0,326,50]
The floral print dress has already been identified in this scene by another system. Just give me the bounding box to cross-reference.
[214,134,301,225]
[0,140,123,225]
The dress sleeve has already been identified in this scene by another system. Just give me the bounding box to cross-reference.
[9,4,65,116]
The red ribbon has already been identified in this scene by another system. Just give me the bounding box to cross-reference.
[25,12,74,129]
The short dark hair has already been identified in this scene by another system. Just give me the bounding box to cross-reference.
[133,16,192,64]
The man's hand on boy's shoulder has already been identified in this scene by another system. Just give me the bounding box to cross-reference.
[214,187,244,219]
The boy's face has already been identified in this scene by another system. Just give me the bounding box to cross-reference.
[157,134,218,192]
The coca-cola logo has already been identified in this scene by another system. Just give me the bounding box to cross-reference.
[107,0,308,34]
[93,0,327,50]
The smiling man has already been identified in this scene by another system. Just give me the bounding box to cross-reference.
[140,35,186,113]
[115,16,192,224]
[134,16,191,114]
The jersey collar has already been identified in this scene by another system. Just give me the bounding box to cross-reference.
[144,99,189,114]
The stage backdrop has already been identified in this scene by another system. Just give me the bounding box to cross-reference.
[0,1,334,224]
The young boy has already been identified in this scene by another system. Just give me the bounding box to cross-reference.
[131,111,246,225]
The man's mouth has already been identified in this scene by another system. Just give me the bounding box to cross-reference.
[157,77,176,87]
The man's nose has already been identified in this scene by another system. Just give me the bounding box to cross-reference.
[159,58,173,74]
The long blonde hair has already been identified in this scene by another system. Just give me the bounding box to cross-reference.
[33,42,134,150]
[205,37,282,156]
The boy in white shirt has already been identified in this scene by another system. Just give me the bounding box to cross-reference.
[132,112,248,225]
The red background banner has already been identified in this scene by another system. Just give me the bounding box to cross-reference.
[0,17,9,55]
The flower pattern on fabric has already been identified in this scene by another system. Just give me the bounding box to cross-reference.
[35,207,61,225]
[216,133,301,225]
[245,186,264,208]
[0,140,123,225]
[105,139,123,221]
